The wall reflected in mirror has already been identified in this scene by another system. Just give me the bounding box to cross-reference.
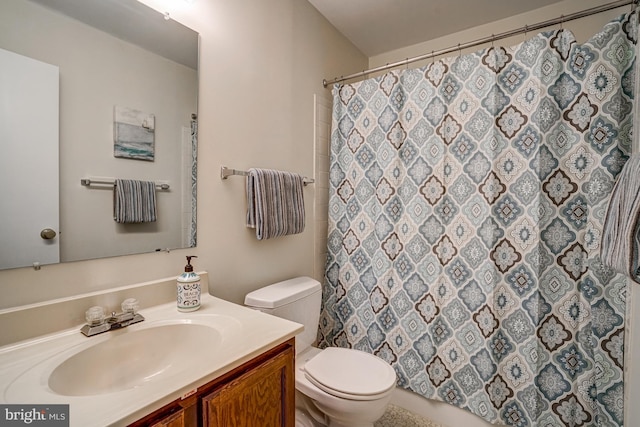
[0,0,198,270]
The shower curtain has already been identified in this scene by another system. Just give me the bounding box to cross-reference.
[189,116,198,248]
[319,12,636,427]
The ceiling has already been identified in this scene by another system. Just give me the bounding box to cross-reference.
[307,0,566,57]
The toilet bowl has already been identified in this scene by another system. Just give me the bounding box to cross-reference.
[244,277,397,427]
[295,347,395,427]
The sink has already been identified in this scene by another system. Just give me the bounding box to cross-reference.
[0,294,300,427]
[48,323,221,396]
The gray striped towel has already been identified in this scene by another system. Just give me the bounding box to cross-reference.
[114,179,157,223]
[600,154,640,283]
[246,168,305,240]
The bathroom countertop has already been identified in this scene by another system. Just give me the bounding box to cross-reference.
[0,294,303,426]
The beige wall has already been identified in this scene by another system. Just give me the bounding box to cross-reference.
[0,0,367,309]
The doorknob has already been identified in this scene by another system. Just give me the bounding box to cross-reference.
[40,228,57,240]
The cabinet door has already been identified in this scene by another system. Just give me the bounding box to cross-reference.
[150,409,185,427]
[0,48,59,269]
[203,346,294,427]
[129,395,198,427]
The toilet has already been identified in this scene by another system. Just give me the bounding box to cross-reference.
[244,277,396,427]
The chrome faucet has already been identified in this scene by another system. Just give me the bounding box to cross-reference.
[81,298,144,337]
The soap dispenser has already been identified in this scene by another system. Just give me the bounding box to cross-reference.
[177,255,201,312]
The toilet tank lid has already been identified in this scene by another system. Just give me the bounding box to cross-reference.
[244,277,321,309]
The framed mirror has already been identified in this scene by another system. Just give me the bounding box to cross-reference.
[0,0,199,270]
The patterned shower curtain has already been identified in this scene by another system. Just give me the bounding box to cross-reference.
[189,115,198,248]
[319,13,636,427]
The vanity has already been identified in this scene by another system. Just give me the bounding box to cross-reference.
[130,338,294,427]
[0,273,302,426]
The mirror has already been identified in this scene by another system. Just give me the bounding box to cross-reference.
[0,0,198,270]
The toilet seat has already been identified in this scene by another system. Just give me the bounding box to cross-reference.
[303,347,396,401]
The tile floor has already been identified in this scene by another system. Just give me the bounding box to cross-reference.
[375,405,446,427]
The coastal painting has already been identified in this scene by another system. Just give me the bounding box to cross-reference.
[114,106,155,161]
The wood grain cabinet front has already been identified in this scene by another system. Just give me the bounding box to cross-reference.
[149,407,190,427]
[133,395,198,427]
[128,338,295,427]
[202,346,294,426]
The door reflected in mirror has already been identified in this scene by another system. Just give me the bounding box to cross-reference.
[0,0,198,270]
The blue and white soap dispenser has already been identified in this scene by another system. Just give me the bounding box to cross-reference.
[177,255,201,312]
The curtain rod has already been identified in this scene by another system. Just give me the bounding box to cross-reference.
[323,0,637,88]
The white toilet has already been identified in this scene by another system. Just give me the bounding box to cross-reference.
[245,277,396,427]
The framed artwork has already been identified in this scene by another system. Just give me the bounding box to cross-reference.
[114,106,155,161]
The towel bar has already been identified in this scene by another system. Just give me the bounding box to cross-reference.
[81,178,170,190]
[220,166,314,185]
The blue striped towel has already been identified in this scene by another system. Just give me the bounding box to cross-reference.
[246,168,305,240]
[601,154,640,283]
[114,179,157,223]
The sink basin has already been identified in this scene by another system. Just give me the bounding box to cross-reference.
[48,323,221,396]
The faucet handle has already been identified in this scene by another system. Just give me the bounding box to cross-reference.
[121,298,140,314]
[85,306,106,326]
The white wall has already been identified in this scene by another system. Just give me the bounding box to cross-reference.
[0,0,367,309]
[313,93,332,280]
[365,0,639,426]
[0,0,197,263]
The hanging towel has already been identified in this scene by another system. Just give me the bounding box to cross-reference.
[114,179,157,223]
[600,154,640,283]
[246,168,305,240]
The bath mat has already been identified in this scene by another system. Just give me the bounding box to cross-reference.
[375,404,447,427]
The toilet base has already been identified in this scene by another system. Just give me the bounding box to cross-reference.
[296,400,379,427]
[296,391,327,427]
[307,392,390,427]
[295,407,323,427]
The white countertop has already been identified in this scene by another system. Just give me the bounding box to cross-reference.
[0,294,302,426]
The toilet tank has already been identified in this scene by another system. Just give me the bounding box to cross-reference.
[244,277,322,354]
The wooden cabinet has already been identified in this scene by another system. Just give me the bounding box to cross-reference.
[132,395,198,427]
[149,407,191,427]
[203,346,294,426]
[128,339,295,427]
